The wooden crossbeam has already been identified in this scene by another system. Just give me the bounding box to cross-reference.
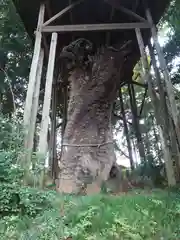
[104,0,146,22]
[42,22,150,32]
[131,80,147,88]
[42,0,84,27]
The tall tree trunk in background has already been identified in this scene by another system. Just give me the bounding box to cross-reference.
[128,83,146,163]
[119,88,134,170]
[169,117,180,182]
[151,116,162,164]
[58,49,126,194]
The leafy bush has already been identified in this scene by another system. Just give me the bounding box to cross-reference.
[0,115,55,217]
[132,161,166,187]
[0,147,54,217]
[0,183,55,217]
[0,115,23,152]
[0,151,24,184]
[0,191,178,240]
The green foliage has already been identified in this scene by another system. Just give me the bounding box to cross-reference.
[0,191,180,239]
[0,115,55,218]
[0,116,179,239]
[0,152,24,183]
[0,115,23,149]
[0,0,32,115]
[133,161,166,187]
[0,182,56,217]
[0,115,24,184]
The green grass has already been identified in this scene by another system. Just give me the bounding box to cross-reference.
[1,189,180,239]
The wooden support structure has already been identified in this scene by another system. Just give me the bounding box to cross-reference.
[26,49,44,162]
[49,78,57,179]
[38,32,58,156]
[42,0,84,27]
[149,43,180,182]
[104,0,147,22]
[145,7,180,147]
[24,4,45,151]
[135,27,176,186]
[139,87,148,117]
[42,22,150,32]
[21,0,176,187]
[159,126,176,186]
[119,88,134,170]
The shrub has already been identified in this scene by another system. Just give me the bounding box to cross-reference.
[0,115,56,217]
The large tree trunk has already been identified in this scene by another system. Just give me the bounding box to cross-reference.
[58,49,125,194]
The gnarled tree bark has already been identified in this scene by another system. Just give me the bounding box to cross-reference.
[58,46,129,194]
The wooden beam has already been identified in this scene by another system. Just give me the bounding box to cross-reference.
[26,49,44,161]
[42,22,150,32]
[39,33,58,155]
[139,87,148,117]
[104,0,147,22]
[159,125,176,186]
[135,27,176,186]
[131,80,147,88]
[49,78,57,180]
[146,7,180,147]
[42,0,84,27]
[135,28,158,110]
[24,4,45,128]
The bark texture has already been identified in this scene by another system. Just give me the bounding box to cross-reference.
[58,48,126,193]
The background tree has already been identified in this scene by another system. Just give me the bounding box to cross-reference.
[0,0,32,116]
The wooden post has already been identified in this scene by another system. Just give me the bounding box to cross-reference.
[24,4,45,128]
[148,43,169,126]
[159,126,176,186]
[145,7,180,146]
[119,88,134,170]
[135,27,176,186]
[49,78,57,179]
[39,33,58,156]
[26,49,44,161]
[128,83,146,163]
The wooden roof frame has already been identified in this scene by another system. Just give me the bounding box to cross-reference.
[18,0,180,187]
[38,0,151,33]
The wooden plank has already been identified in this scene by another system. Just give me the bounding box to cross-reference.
[146,8,180,147]
[42,22,150,32]
[49,79,57,179]
[131,80,147,88]
[159,126,176,186]
[24,4,45,128]
[39,33,58,155]
[104,0,146,22]
[26,49,44,161]
[42,0,84,27]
